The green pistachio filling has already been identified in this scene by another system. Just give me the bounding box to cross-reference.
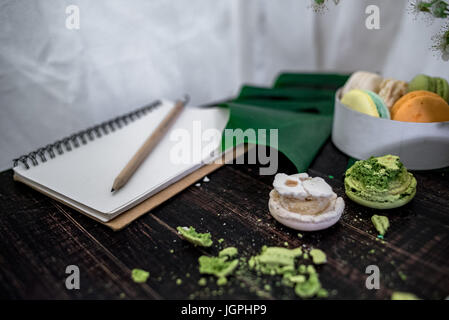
[177,226,213,247]
[344,155,416,204]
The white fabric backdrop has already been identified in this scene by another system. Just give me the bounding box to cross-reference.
[1,0,448,170]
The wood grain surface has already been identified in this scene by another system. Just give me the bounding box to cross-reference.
[0,140,448,300]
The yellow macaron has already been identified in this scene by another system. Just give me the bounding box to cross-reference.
[341,89,380,117]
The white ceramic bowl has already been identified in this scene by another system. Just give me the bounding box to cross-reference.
[332,89,449,170]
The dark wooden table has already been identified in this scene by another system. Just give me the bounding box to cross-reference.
[0,140,448,300]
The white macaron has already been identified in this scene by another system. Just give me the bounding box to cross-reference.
[268,173,345,231]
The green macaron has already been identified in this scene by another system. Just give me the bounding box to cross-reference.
[344,155,417,210]
[408,74,432,92]
[409,74,449,102]
[435,77,449,102]
[364,90,390,119]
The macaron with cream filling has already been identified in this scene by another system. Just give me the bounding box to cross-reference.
[341,71,383,96]
[269,173,344,231]
[344,155,417,209]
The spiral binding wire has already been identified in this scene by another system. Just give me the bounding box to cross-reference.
[13,100,162,169]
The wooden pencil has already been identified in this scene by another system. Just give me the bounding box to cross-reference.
[111,99,186,192]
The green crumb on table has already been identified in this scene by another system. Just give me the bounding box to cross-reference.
[398,271,407,281]
[297,233,303,238]
[169,249,174,254]
[248,247,302,275]
[219,247,238,258]
[286,274,306,284]
[303,253,309,259]
[218,238,224,244]
[176,278,182,285]
[264,284,271,291]
[309,249,327,264]
[298,264,307,274]
[217,277,228,286]
[368,249,375,254]
[371,215,389,236]
[198,278,207,286]
[295,274,322,298]
[317,288,329,298]
[199,256,239,279]
[284,242,289,247]
[131,268,150,283]
[177,226,213,247]
[391,291,420,300]
[306,265,316,275]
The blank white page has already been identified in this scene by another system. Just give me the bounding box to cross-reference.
[14,100,229,215]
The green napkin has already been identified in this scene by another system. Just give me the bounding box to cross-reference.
[221,73,349,172]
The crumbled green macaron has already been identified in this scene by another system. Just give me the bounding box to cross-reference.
[344,155,417,209]
[177,226,213,247]
[217,277,228,286]
[286,274,306,284]
[131,268,150,283]
[198,256,239,278]
[309,249,327,265]
[295,273,322,298]
[307,265,316,275]
[391,291,420,300]
[219,247,238,258]
[248,247,302,275]
[317,288,329,298]
[371,215,390,236]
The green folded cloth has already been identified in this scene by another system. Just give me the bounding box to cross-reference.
[221,73,349,172]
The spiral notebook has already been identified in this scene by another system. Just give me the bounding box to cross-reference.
[12,99,231,228]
